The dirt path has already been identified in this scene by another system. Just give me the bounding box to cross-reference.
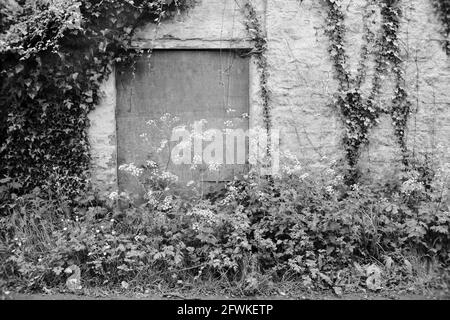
[3,291,449,300]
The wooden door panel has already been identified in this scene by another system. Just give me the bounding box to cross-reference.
[116,50,249,194]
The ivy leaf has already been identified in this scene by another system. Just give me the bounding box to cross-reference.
[15,64,24,74]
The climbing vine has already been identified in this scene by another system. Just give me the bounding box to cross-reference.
[0,0,192,193]
[1,0,439,191]
[240,0,272,154]
[322,0,412,182]
[431,0,450,55]
[383,0,412,165]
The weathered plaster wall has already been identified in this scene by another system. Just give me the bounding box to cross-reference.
[360,0,450,176]
[89,0,450,194]
[266,0,450,174]
[133,0,261,46]
[265,0,341,167]
[88,70,117,193]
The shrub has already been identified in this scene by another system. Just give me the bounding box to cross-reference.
[1,155,448,293]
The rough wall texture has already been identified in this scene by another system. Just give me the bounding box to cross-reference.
[359,0,450,176]
[88,71,117,193]
[266,0,340,167]
[89,0,450,194]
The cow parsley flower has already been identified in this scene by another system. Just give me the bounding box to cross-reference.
[207,161,221,172]
[108,191,119,201]
[161,171,179,183]
[186,180,195,187]
[119,163,143,177]
[146,160,158,168]
[145,190,159,206]
[224,120,234,127]
[159,195,173,211]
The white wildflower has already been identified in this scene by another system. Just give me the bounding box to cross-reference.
[146,160,158,168]
[161,171,179,183]
[159,195,173,211]
[157,139,168,153]
[186,180,195,187]
[119,192,130,200]
[119,163,143,177]
[160,113,171,122]
[224,120,234,128]
[145,190,159,206]
[189,206,217,225]
[207,161,221,172]
[108,191,119,201]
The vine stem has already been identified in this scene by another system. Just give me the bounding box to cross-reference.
[322,0,413,181]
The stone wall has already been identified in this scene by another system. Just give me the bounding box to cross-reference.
[89,0,450,194]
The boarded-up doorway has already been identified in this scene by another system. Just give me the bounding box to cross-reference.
[116,50,250,196]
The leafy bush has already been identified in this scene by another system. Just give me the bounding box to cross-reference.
[0,0,192,192]
[1,156,449,293]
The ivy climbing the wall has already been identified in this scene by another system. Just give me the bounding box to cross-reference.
[240,0,272,156]
[0,0,192,194]
[383,0,412,165]
[322,0,412,183]
[431,0,450,55]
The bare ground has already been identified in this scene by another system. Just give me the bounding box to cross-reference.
[2,289,449,300]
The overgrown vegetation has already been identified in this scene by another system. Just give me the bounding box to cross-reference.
[241,1,271,146]
[0,0,192,192]
[431,0,450,55]
[1,155,449,294]
[0,0,449,298]
[322,0,414,182]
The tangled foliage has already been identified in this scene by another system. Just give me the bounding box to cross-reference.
[1,159,449,293]
[322,0,412,182]
[241,1,271,138]
[431,0,450,55]
[0,0,191,192]
[0,0,449,296]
